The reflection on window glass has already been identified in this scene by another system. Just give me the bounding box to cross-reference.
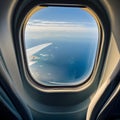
[25,7,99,86]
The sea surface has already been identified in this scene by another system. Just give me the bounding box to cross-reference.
[25,38,98,86]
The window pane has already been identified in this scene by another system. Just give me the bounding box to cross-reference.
[24,7,99,86]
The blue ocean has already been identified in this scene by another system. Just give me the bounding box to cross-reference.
[25,38,98,86]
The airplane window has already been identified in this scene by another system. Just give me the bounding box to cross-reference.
[24,6,99,86]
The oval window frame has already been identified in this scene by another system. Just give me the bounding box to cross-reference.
[20,4,104,93]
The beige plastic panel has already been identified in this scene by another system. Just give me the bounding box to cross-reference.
[99,33,120,86]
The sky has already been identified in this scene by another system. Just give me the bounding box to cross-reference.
[25,6,98,40]
[30,7,95,22]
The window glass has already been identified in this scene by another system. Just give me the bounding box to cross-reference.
[24,7,99,86]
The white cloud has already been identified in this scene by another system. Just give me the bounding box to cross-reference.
[27,19,97,27]
[25,20,98,40]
